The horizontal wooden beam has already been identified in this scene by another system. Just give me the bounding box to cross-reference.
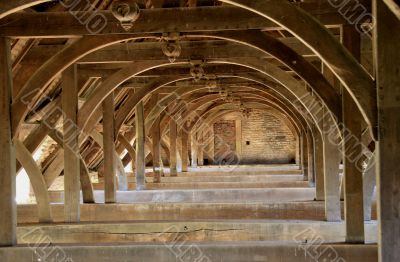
[22,39,316,64]
[0,5,365,38]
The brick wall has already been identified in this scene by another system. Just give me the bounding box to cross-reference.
[213,109,296,164]
[213,120,236,164]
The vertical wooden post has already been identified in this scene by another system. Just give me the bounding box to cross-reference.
[152,115,162,182]
[169,118,178,176]
[135,101,146,190]
[103,92,116,202]
[295,135,300,166]
[299,133,304,170]
[313,126,325,201]
[235,119,242,160]
[176,130,183,172]
[306,130,315,184]
[62,64,80,222]
[323,109,342,222]
[181,128,189,172]
[373,0,400,260]
[342,24,364,243]
[301,132,309,181]
[197,130,204,166]
[363,154,376,221]
[208,127,215,165]
[191,132,198,167]
[342,90,364,242]
[0,37,16,246]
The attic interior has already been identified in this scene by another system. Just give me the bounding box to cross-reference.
[0,0,399,261]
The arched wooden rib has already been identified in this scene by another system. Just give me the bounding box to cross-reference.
[47,130,95,203]
[146,83,311,139]
[14,138,53,223]
[158,92,304,142]
[186,31,341,122]
[112,74,318,155]
[156,93,308,157]
[0,0,51,19]
[80,58,327,137]
[114,76,191,135]
[16,30,345,138]
[218,0,377,139]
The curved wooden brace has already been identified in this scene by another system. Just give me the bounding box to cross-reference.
[210,58,330,129]
[383,0,400,21]
[16,97,62,174]
[219,0,377,139]
[0,0,51,19]
[118,134,136,163]
[18,32,341,138]
[90,130,128,191]
[47,130,95,203]
[114,76,191,134]
[12,35,157,137]
[79,64,188,134]
[15,31,344,142]
[14,139,53,223]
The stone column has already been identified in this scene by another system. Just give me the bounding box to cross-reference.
[103,92,116,202]
[374,0,400,260]
[152,115,162,182]
[135,101,146,190]
[62,65,80,222]
[169,118,178,176]
[0,37,16,246]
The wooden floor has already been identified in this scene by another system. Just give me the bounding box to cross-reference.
[10,165,378,261]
